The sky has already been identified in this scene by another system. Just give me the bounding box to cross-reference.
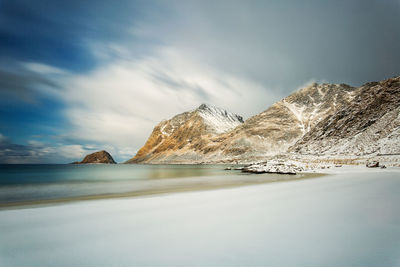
[0,0,399,163]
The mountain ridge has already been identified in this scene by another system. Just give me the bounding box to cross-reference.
[291,76,400,156]
[126,76,399,164]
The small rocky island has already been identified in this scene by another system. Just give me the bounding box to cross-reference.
[72,150,117,164]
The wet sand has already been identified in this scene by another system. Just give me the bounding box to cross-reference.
[0,172,324,209]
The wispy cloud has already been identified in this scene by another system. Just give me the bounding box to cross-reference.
[0,66,61,104]
[22,62,67,75]
[0,133,100,163]
[57,47,275,152]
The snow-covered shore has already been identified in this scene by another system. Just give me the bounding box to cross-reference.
[1,169,399,266]
[235,157,399,175]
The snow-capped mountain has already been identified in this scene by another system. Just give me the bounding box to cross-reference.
[125,104,243,163]
[197,104,244,134]
[126,76,400,164]
[204,82,357,162]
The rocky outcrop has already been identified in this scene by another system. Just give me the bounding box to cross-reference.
[242,160,304,175]
[366,161,379,168]
[292,76,400,156]
[75,150,116,164]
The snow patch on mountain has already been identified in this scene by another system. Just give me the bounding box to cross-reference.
[292,76,400,157]
[282,100,306,134]
[197,104,244,134]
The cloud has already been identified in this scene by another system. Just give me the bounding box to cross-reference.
[1,0,400,163]
[22,62,67,75]
[58,47,275,152]
[131,0,400,91]
[0,63,62,104]
[57,145,91,159]
[0,135,47,163]
[23,0,400,160]
[0,133,6,143]
[0,133,98,163]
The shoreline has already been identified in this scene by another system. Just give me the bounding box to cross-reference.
[0,172,324,210]
[2,164,399,210]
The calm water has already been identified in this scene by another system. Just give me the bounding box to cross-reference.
[0,164,304,205]
[0,164,234,185]
[0,164,232,204]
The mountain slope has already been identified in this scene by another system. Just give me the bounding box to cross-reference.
[204,83,356,162]
[125,104,243,163]
[292,76,400,156]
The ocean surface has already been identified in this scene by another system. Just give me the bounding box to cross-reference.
[0,164,309,205]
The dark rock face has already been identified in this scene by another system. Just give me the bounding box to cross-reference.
[76,150,116,164]
[292,76,400,156]
[366,161,379,168]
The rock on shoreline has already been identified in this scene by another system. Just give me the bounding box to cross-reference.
[366,161,379,168]
[241,160,304,175]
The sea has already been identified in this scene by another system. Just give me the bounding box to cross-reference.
[0,164,308,205]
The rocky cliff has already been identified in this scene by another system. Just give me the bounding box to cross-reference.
[292,76,400,156]
[75,150,117,164]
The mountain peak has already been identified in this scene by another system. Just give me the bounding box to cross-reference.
[126,104,244,163]
[196,103,244,133]
[198,103,210,110]
[196,103,243,122]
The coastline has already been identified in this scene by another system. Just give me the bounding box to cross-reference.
[2,163,399,210]
[0,172,324,210]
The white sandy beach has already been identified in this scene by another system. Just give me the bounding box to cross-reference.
[1,168,400,266]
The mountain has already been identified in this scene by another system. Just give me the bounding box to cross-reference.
[207,82,356,162]
[126,76,399,164]
[125,104,243,163]
[292,76,400,156]
[128,83,357,163]
[74,150,117,164]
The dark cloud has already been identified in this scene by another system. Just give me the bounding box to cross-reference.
[0,134,97,164]
[0,0,160,71]
[2,0,399,99]
[0,67,60,104]
[0,136,44,163]
[158,0,400,94]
